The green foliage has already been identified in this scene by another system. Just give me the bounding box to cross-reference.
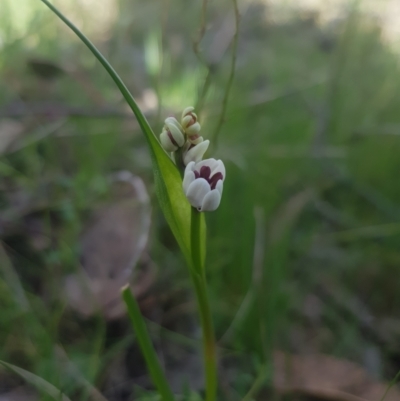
[0,360,72,401]
[1,1,400,400]
[39,0,206,271]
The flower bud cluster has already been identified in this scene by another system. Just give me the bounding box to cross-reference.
[159,106,209,165]
[159,106,225,212]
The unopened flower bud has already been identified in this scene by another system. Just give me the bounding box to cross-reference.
[181,106,201,140]
[188,133,203,145]
[186,122,201,137]
[183,140,210,165]
[159,117,185,152]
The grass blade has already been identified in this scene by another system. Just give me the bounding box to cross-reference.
[0,360,72,401]
[380,369,400,401]
[121,285,175,401]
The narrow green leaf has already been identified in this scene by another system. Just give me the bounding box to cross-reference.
[39,0,205,268]
[380,369,400,401]
[0,360,72,401]
[121,286,175,401]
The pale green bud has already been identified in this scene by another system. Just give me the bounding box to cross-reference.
[181,106,195,120]
[159,117,185,152]
[160,130,178,152]
[189,134,203,145]
[186,122,201,137]
[181,106,201,140]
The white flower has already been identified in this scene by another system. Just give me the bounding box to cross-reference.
[181,106,201,142]
[183,159,225,212]
[183,140,210,165]
[160,117,185,152]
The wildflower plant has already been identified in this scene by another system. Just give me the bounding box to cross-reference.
[159,109,225,212]
[36,1,226,400]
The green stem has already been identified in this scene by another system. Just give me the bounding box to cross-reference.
[191,207,203,274]
[380,369,400,401]
[211,0,240,149]
[191,208,217,401]
[174,147,186,178]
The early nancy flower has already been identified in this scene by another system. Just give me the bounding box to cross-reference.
[181,106,201,143]
[183,140,210,166]
[183,159,225,212]
[160,117,185,152]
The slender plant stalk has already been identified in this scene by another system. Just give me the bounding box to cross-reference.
[195,68,213,115]
[192,0,209,65]
[121,286,175,401]
[191,208,203,274]
[212,0,240,148]
[191,208,217,401]
[174,147,186,177]
[380,369,400,401]
[192,0,213,116]
[241,364,270,401]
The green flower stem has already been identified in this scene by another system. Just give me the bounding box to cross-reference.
[191,207,203,274]
[174,147,185,177]
[121,286,175,401]
[191,208,217,401]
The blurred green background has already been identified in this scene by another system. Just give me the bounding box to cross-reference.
[1,0,400,400]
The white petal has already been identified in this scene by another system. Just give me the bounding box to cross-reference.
[181,115,193,129]
[186,178,210,209]
[185,161,196,173]
[160,131,177,152]
[190,135,203,145]
[182,106,195,119]
[186,122,201,135]
[165,116,181,128]
[182,170,195,193]
[216,179,223,195]
[183,140,210,165]
[165,122,185,147]
[211,160,226,178]
[200,189,221,212]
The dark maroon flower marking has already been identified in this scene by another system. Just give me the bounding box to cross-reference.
[167,130,178,147]
[184,112,197,127]
[193,165,223,190]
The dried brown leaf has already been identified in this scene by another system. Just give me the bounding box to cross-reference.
[64,172,152,319]
[274,351,400,401]
[0,120,24,155]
